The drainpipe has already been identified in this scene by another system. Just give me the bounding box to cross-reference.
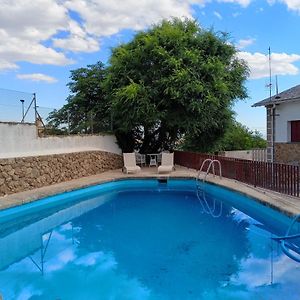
[271,104,276,163]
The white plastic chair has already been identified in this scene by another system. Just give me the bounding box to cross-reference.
[140,154,146,166]
[158,153,174,174]
[123,153,141,174]
[135,152,146,166]
[157,153,162,165]
[149,154,157,167]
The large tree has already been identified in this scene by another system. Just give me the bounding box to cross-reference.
[182,120,267,152]
[216,121,267,151]
[47,62,109,134]
[105,18,249,152]
[48,18,249,151]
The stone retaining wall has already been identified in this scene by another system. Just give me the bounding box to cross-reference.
[0,151,123,196]
[275,143,300,165]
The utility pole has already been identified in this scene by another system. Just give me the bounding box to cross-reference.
[20,99,25,122]
[268,47,275,164]
[33,93,37,124]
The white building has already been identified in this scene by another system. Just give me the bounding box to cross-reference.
[253,85,300,165]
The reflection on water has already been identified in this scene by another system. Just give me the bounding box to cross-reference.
[0,180,299,300]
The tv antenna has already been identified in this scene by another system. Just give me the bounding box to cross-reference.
[264,47,273,98]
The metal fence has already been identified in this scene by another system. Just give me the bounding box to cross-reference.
[0,88,112,134]
[174,150,300,197]
[0,88,36,123]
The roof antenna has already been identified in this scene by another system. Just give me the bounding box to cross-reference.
[268,47,272,100]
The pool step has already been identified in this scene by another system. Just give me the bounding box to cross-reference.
[157,177,168,184]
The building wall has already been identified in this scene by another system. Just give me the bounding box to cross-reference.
[0,151,123,196]
[274,101,300,142]
[274,143,300,165]
[221,149,267,161]
[0,122,121,158]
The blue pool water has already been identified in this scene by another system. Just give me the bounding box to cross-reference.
[0,179,299,300]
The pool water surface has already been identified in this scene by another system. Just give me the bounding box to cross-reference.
[0,179,299,300]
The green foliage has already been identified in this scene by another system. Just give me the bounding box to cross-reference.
[48,18,249,152]
[182,121,267,152]
[47,62,110,134]
[105,18,249,152]
[214,121,267,151]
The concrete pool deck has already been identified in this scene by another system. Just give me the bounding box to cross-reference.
[0,166,300,216]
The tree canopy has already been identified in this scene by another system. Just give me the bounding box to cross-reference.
[182,121,267,152]
[106,18,249,152]
[47,62,110,134]
[215,122,267,151]
[215,121,267,151]
[48,18,249,152]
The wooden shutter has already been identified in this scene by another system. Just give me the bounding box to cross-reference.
[291,120,300,142]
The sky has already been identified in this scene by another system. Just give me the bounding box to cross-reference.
[1,0,300,135]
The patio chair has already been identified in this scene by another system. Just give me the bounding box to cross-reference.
[149,154,157,167]
[123,153,141,174]
[157,153,162,165]
[158,153,174,174]
[140,153,146,166]
[135,152,146,166]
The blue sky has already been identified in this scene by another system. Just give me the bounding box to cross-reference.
[1,0,300,135]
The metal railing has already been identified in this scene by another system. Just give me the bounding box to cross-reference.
[197,158,222,181]
[272,214,300,263]
[0,88,112,135]
[175,150,300,197]
[0,88,36,123]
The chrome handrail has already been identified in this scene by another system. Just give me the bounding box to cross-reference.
[273,214,300,263]
[198,159,222,182]
[198,159,213,180]
[196,185,223,218]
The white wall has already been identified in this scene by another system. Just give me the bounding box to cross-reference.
[222,149,267,161]
[275,101,300,143]
[0,122,121,158]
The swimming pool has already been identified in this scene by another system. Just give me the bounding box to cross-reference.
[0,179,299,299]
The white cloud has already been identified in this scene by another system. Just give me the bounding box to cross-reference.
[64,0,195,37]
[279,0,300,12]
[236,38,256,49]
[0,60,18,71]
[238,51,300,79]
[218,0,251,7]
[0,0,68,40]
[3,0,299,73]
[17,73,58,83]
[268,0,300,12]
[53,35,100,53]
[0,31,74,66]
[0,0,73,71]
[232,12,242,17]
[53,20,100,52]
[213,11,223,19]
[0,0,202,70]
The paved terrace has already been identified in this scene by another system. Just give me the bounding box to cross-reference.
[0,166,300,217]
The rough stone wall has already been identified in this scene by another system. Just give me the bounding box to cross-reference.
[275,143,300,165]
[0,151,123,196]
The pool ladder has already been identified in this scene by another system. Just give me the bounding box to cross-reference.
[272,214,300,263]
[197,159,222,182]
[196,186,223,218]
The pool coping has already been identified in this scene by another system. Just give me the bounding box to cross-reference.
[0,166,299,217]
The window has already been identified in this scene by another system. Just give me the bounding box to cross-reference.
[291,120,300,142]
